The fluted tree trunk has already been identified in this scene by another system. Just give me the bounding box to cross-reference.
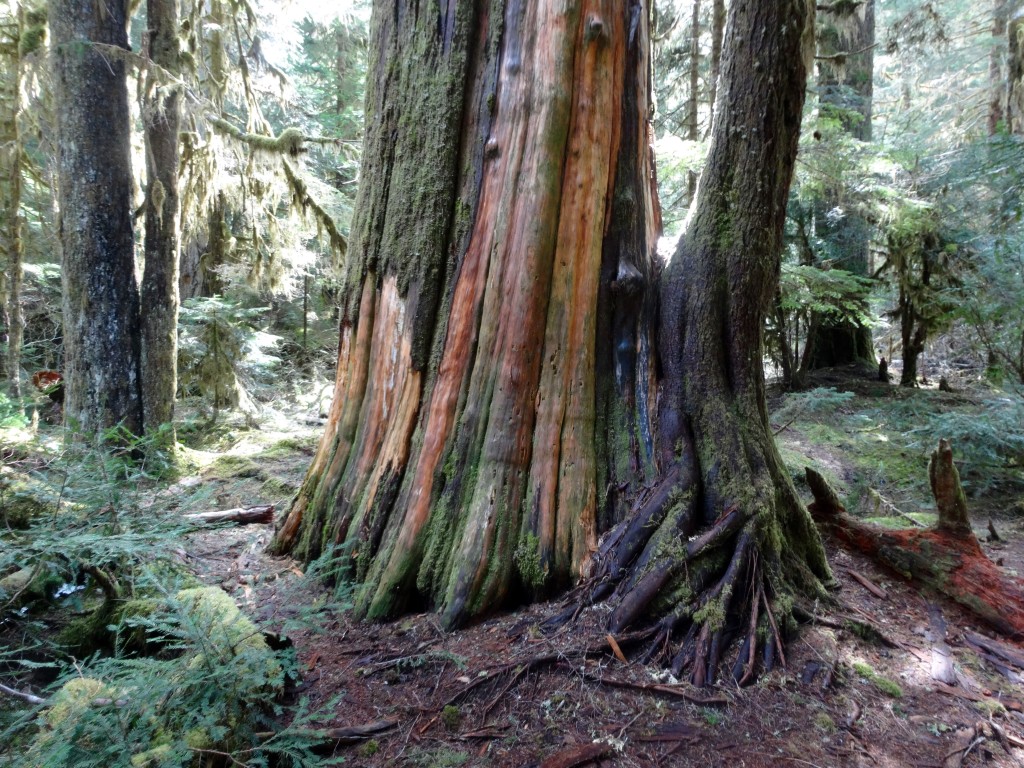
[52,0,143,437]
[140,0,182,443]
[274,0,831,687]
[272,1,662,627]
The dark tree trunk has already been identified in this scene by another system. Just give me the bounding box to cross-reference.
[596,0,831,685]
[272,1,661,627]
[1009,5,1024,133]
[52,0,143,437]
[141,0,182,441]
[989,0,1008,135]
[801,0,876,372]
[685,0,700,199]
[274,0,830,687]
[707,0,724,134]
[0,4,23,397]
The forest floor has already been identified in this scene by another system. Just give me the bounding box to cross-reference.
[4,365,1024,767]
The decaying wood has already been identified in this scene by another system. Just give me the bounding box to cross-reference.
[538,742,614,768]
[933,681,1023,711]
[929,439,971,535]
[185,505,274,526]
[927,603,956,685]
[866,487,925,528]
[845,568,887,599]
[582,672,729,705]
[807,448,1024,638]
[964,631,1024,684]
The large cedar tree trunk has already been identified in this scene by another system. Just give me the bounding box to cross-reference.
[275,0,831,686]
[141,0,182,440]
[53,0,143,436]
[273,1,662,627]
[801,0,876,372]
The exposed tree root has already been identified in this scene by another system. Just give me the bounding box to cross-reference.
[807,447,1024,639]
[550,422,832,688]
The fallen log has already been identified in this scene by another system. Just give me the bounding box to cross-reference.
[185,505,274,526]
[806,440,1024,639]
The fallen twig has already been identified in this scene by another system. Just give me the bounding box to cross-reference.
[845,568,888,600]
[0,682,48,706]
[581,671,729,705]
[185,505,274,526]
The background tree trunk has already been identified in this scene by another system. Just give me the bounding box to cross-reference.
[0,3,23,397]
[989,0,1008,135]
[1009,4,1024,133]
[272,1,661,628]
[52,0,143,437]
[141,0,182,443]
[801,0,876,372]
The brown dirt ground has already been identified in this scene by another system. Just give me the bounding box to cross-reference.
[183,495,1024,768]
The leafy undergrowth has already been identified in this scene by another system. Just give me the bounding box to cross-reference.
[3,371,1024,767]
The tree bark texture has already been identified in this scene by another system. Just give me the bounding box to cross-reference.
[802,0,876,371]
[272,1,661,628]
[1009,4,1024,133]
[589,0,831,686]
[141,0,182,438]
[989,0,1008,135]
[52,0,143,437]
[0,4,23,397]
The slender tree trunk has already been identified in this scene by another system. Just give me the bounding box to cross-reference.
[1009,4,1024,133]
[272,1,661,628]
[52,0,143,437]
[0,3,23,397]
[802,0,876,372]
[990,0,1008,134]
[707,0,724,134]
[685,0,700,199]
[141,0,182,443]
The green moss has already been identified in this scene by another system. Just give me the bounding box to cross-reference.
[514,532,547,590]
[46,678,114,728]
[358,739,380,757]
[205,454,266,480]
[692,591,728,632]
[260,476,298,500]
[175,587,282,690]
[851,661,903,698]
[441,704,461,731]
[813,711,836,733]
[862,512,936,528]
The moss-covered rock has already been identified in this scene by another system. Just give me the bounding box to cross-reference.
[175,587,282,690]
[45,678,115,728]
